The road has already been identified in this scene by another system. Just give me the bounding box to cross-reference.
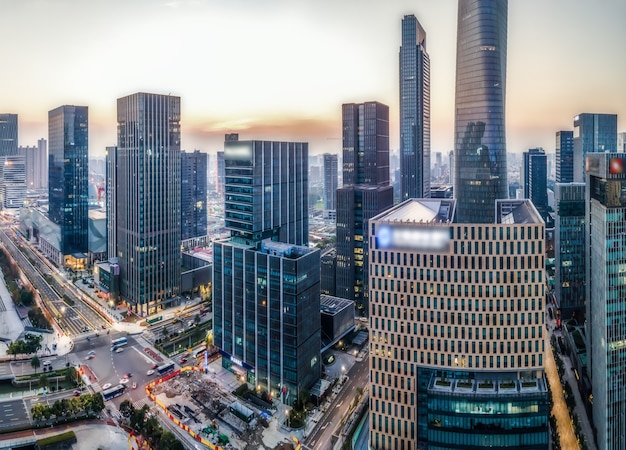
[304,354,369,450]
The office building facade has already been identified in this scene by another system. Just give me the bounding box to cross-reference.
[523,148,548,219]
[323,153,338,212]
[181,150,207,240]
[586,153,626,450]
[573,113,618,183]
[112,93,181,315]
[556,131,574,183]
[554,183,586,321]
[399,14,430,201]
[48,105,89,258]
[369,198,548,450]
[19,139,48,190]
[618,132,626,153]
[0,114,18,156]
[0,155,26,209]
[336,102,393,313]
[454,0,509,223]
[213,139,320,403]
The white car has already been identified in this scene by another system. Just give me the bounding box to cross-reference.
[120,378,129,384]
[146,369,155,376]
[102,383,112,390]
[115,347,124,353]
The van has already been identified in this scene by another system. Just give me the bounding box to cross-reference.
[43,361,51,367]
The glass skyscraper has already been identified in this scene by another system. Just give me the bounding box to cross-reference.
[323,153,338,212]
[454,0,508,223]
[523,148,548,220]
[0,114,18,156]
[586,153,626,450]
[48,106,89,256]
[399,15,430,201]
[111,93,181,315]
[556,130,574,183]
[181,150,207,240]
[336,102,393,314]
[573,113,618,183]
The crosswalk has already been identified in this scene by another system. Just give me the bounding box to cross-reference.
[133,398,152,411]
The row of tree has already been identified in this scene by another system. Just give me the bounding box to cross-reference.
[31,393,105,424]
[119,400,184,450]
[6,333,43,357]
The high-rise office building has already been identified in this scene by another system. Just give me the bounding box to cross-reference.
[617,132,626,153]
[523,148,548,219]
[181,150,207,240]
[0,155,26,209]
[111,93,181,315]
[48,106,89,258]
[369,198,548,450]
[573,113,617,183]
[323,153,338,212]
[454,0,508,223]
[106,145,117,261]
[399,14,430,201]
[554,183,586,321]
[586,153,626,450]
[19,139,48,190]
[0,114,18,156]
[336,102,393,314]
[216,151,225,195]
[556,131,574,183]
[213,139,320,403]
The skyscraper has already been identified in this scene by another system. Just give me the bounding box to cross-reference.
[573,113,618,183]
[399,14,430,201]
[556,131,574,183]
[0,114,18,156]
[454,0,508,223]
[369,199,548,449]
[20,139,48,190]
[523,148,548,219]
[213,139,320,403]
[336,102,393,314]
[0,156,26,209]
[323,153,338,212]
[618,132,626,153]
[586,153,626,450]
[111,93,181,315]
[181,150,207,240]
[48,106,89,257]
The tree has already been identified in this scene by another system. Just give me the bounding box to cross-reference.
[162,326,169,339]
[31,403,46,422]
[119,399,135,419]
[158,431,185,450]
[31,355,41,373]
[20,289,34,306]
[39,374,49,391]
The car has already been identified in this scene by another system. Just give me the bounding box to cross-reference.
[120,378,129,384]
[86,354,94,360]
[179,357,188,364]
[132,382,137,390]
[82,326,90,332]
[102,383,112,390]
[73,390,81,397]
[87,350,96,356]
[115,347,124,353]
[101,324,107,329]
[151,364,158,369]
[147,369,155,376]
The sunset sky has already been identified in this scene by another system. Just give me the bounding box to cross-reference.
[2,0,625,157]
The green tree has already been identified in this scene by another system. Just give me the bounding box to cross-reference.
[38,373,49,391]
[31,355,41,373]
[20,289,34,306]
[31,403,46,422]
[158,431,185,450]
[119,399,135,419]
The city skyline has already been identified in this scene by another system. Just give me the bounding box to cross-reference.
[2,0,625,157]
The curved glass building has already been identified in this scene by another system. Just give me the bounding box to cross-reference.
[454,0,508,223]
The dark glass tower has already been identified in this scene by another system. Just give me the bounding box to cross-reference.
[181,150,207,240]
[399,15,430,201]
[0,114,18,156]
[48,106,89,255]
[454,0,508,223]
[113,93,181,315]
[555,130,574,183]
[323,153,338,211]
[573,113,617,183]
[336,102,393,314]
[523,148,548,219]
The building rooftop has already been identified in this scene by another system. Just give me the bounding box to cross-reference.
[373,198,456,224]
[320,295,354,316]
[496,199,544,225]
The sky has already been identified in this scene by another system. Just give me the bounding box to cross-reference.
[2,0,625,157]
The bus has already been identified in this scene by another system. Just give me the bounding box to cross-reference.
[102,384,125,401]
[111,337,128,349]
[194,345,207,359]
[157,362,175,375]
